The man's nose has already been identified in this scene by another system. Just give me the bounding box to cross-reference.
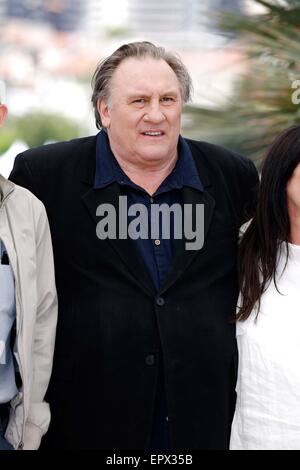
[143,103,166,123]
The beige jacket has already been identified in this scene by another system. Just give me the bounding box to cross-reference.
[0,174,57,450]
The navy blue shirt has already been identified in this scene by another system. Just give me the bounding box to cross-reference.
[94,130,203,449]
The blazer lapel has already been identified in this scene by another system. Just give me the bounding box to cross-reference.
[159,185,215,294]
[82,182,156,297]
[159,139,216,293]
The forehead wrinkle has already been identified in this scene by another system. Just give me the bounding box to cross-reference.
[110,58,181,94]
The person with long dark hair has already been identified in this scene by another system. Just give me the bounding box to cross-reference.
[230,125,300,450]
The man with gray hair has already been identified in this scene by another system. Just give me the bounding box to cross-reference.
[10,41,258,450]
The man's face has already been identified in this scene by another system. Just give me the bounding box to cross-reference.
[0,104,8,128]
[98,57,183,167]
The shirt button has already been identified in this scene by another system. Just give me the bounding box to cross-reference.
[150,197,154,203]
[154,239,161,246]
[156,297,165,306]
[145,354,155,366]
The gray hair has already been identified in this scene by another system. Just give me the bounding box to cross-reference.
[91,41,192,129]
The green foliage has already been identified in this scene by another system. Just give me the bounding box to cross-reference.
[188,0,300,165]
[15,112,80,148]
[105,26,131,38]
[1,112,80,156]
[0,120,17,154]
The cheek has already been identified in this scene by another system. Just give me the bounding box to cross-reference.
[287,180,293,197]
[123,114,142,131]
[169,110,182,126]
[287,179,300,204]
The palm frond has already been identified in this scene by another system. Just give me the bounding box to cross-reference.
[187,0,300,164]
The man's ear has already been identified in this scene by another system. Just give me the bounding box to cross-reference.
[97,98,111,129]
[0,104,8,128]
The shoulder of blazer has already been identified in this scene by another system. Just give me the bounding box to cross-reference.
[185,137,253,172]
[184,138,259,223]
[17,135,98,171]
[184,137,257,188]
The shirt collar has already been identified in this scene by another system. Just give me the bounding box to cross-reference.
[94,130,203,193]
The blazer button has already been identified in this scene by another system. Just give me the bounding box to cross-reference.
[156,297,165,306]
[145,354,155,366]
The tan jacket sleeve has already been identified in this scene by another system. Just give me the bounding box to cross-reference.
[24,200,58,450]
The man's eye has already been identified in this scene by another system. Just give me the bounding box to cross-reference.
[133,99,145,104]
[161,97,174,103]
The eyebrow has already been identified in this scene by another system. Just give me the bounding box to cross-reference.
[127,90,180,100]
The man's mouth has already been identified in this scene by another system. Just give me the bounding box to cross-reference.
[142,131,165,136]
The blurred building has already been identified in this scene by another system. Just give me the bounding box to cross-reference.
[209,0,244,33]
[126,0,244,34]
[82,0,245,38]
[0,0,5,24]
[83,0,128,38]
[213,0,244,13]
[0,0,84,31]
[126,0,198,34]
[0,0,246,33]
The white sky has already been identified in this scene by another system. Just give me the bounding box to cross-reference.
[101,0,128,26]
